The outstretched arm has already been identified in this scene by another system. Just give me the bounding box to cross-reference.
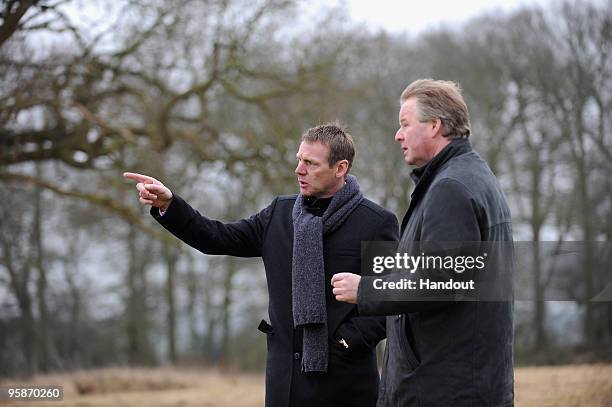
[123,171,273,257]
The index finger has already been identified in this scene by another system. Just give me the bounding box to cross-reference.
[331,273,345,285]
[123,172,157,183]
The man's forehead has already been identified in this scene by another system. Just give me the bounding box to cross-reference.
[297,140,329,156]
[399,98,417,120]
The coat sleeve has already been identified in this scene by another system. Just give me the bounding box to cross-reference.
[151,193,275,257]
[343,211,399,348]
[358,178,482,315]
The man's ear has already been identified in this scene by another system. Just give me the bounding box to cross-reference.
[335,160,349,178]
[431,118,444,137]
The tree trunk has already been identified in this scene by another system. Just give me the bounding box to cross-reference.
[220,256,237,364]
[184,258,200,354]
[33,163,49,372]
[126,224,154,365]
[1,218,36,376]
[529,147,546,351]
[202,266,218,363]
[163,244,178,364]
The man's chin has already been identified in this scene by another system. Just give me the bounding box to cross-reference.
[299,187,319,198]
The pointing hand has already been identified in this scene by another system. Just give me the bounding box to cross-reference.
[123,172,173,211]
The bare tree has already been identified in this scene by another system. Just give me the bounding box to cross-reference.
[0,183,38,375]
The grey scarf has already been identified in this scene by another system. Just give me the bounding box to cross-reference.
[292,174,363,372]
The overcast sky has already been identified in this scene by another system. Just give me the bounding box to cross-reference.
[329,0,555,34]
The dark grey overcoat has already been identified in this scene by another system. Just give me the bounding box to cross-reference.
[359,139,514,406]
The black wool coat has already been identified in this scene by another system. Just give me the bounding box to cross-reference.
[152,193,399,407]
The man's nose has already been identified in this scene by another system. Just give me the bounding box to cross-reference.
[295,162,305,175]
[395,129,403,142]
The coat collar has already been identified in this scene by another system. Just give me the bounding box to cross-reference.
[401,138,472,233]
[410,138,472,200]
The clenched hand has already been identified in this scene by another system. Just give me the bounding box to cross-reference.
[331,273,361,304]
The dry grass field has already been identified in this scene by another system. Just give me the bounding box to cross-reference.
[1,364,610,406]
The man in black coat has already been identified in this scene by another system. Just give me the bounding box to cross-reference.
[332,80,514,406]
[124,122,399,407]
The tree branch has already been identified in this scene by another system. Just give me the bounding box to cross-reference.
[0,0,37,48]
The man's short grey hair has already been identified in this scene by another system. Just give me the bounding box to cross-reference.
[400,79,471,138]
[301,121,356,172]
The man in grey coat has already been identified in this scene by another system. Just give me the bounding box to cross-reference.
[332,79,514,406]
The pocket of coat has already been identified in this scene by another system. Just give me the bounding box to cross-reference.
[257,319,274,335]
[332,319,369,355]
[328,338,356,364]
[398,316,420,370]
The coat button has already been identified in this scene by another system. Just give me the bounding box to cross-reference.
[294,352,301,360]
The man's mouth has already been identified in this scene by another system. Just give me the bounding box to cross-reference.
[299,180,308,188]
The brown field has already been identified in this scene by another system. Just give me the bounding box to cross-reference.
[1,364,610,406]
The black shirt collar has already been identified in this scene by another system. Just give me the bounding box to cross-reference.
[303,196,333,217]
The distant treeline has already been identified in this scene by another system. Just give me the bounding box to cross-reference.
[0,0,610,377]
